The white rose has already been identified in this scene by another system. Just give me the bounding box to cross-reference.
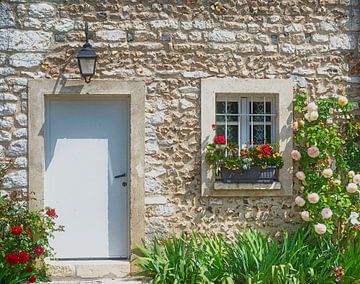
[314,223,327,235]
[300,211,310,221]
[296,171,306,181]
[322,168,333,179]
[305,102,318,112]
[353,174,360,184]
[295,196,305,207]
[347,183,358,193]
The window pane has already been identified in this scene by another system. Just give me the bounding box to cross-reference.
[227,125,238,144]
[216,125,225,137]
[249,125,272,144]
[216,102,225,114]
[227,102,238,114]
[250,101,272,122]
[216,115,225,122]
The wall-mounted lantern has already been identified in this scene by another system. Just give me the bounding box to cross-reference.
[77,20,97,83]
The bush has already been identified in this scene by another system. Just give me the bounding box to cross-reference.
[0,163,62,283]
[136,228,350,284]
[0,196,61,283]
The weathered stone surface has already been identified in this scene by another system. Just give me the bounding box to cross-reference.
[96,30,126,41]
[28,3,55,18]
[0,117,14,129]
[208,29,236,42]
[15,114,27,127]
[0,130,11,142]
[0,3,15,28]
[13,128,27,138]
[330,34,357,50]
[7,140,27,157]
[2,170,27,188]
[0,103,16,115]
[0,30,52,51]
[13,157,27,169]
[9,53,43,68]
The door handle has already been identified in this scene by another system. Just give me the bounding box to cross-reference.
[114,173,126,178]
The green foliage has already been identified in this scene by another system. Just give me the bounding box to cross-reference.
[293,93,360,242]
[0,163,63,283]
[136,228,348,284]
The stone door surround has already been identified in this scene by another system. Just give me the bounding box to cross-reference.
[28,79,145,271]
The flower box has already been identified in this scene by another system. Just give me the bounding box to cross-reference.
[220,166,278,183]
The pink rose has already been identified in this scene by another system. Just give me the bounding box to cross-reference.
[332,179,341,186]
[347,183,358,193]
[321,208,333,219]
[308,193,320,204]
[296,171,306,181]
[305,102,318,112]
[300,211,310,221]
[353,174,360,184]
[322,168,333,179]
[314,223,327,235]
[295,196,305,207]
[291,150,301,161]
[307,146,320,158]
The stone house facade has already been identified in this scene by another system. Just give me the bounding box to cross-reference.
[0,0,359,278]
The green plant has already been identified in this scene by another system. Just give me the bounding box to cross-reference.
[136,228,341,284]
[292,93,360,243]
[0,164,63,283]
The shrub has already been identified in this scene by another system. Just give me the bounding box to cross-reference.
[0,164,62,283]
[292,93,360,242]
[136,228,342,284]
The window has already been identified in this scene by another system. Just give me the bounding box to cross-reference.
[215,94,276,149]
[201,78,293,197]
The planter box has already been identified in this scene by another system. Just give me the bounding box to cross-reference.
[221,166,278,183]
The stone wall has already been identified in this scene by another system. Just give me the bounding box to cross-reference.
[0,0,359,241]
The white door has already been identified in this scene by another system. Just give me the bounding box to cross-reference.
[45,97,129,259]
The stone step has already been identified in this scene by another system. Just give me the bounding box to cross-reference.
[48,260,131,279]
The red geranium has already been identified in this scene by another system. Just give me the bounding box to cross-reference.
[18,251,30,264]
[211,123,216,130]
[6,253,19,265]
[214,135,226,145]
[46,208,57,218]
[34,246,45,256]
[11,226,23,236]
[262,145,271,156]
[28,275,36,283]
[25,266,33,273]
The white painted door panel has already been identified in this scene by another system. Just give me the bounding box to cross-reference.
[45,98,129,259]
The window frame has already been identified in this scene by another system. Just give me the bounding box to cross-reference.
[201,78,293,197]
[215,94,277,148]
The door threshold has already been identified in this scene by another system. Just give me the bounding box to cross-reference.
[47,259,130,279]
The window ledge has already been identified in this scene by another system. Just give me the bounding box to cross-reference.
[214,181,281,191]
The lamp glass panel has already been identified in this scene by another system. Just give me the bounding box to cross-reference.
[79,58,96,75]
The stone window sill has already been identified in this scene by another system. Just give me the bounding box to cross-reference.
[214,181,281,191]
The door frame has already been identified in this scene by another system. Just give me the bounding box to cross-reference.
[28,79,145,270]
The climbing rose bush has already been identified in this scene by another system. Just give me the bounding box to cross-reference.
[292,93,360,243]
[0,195,62,283]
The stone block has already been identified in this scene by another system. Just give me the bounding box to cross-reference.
[208,29,236,43]
[7,140,27,157]
[0,103,16,115]
[96,30,126,41]
[0,30,52,51]
[330,34,357,50]
[182,71,209,78]
[9,53,43,68]
[15,114,27,127]
[0,3,15,28]
[145,196,167,205]
[29,3,55,18]
[0,117,14,129]
[2,170,27,188]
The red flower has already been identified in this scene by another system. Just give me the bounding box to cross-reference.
[18,251,30,264]
[214,135,226,145]
[262,145,271,156]
[26,229,33,238]
[12,226,23,236]
[25,266,33,273]
[6,253,19,265]
[28,275,36,283]
[34,246,45,256]
[46,208,57,218]
[211,123,216,130]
